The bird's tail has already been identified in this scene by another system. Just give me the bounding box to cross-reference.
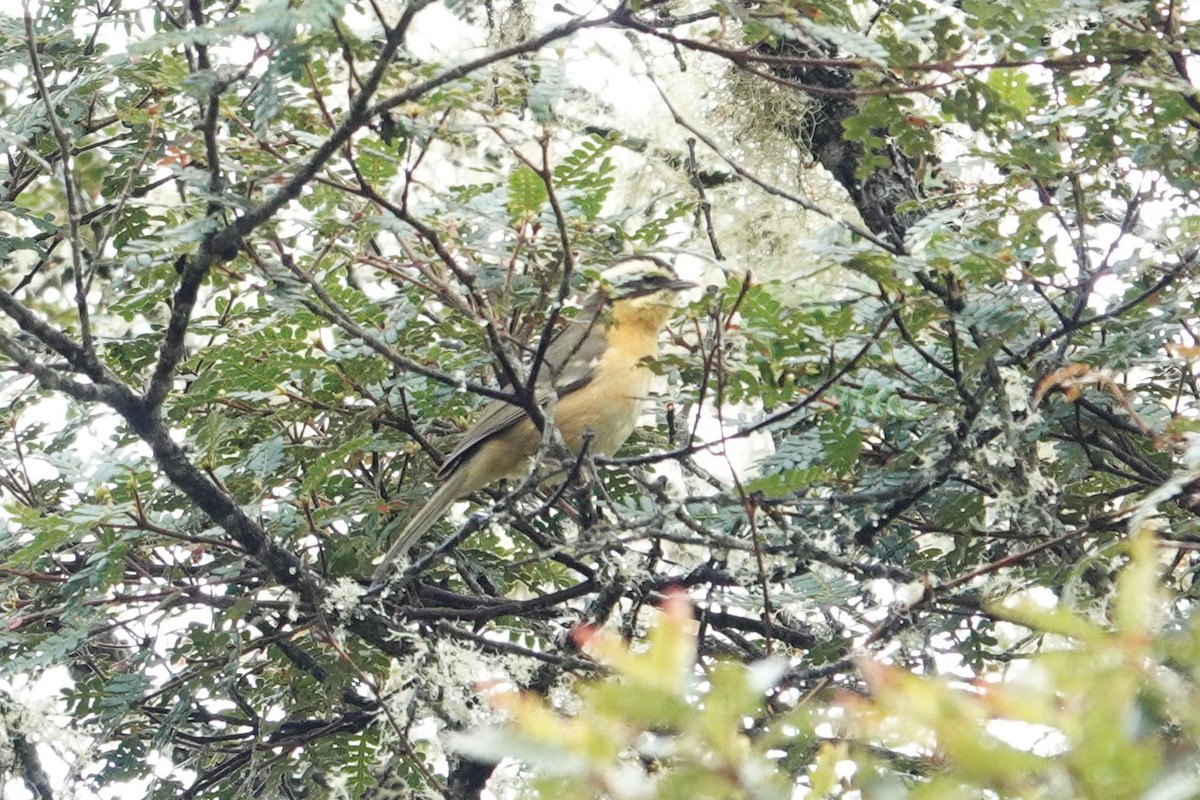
[371,470,468,582]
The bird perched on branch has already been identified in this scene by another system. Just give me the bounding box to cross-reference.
[372,256,695,581]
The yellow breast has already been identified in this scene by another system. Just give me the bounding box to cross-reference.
[555,308,665,455]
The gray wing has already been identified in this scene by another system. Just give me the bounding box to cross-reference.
[539,292,609,394]
[436,293,609,479]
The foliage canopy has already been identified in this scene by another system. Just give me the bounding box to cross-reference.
[1,0,1200,797]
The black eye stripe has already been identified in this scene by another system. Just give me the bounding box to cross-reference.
[613,275,673,297]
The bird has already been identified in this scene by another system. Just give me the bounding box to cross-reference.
[372,256,695,581]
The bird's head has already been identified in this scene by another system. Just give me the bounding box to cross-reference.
[599,255,696,304]
[594,255,696,331]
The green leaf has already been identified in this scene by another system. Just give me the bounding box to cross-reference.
[507,164,548,217]
[245,435,285,480]
[299,434,374,493]
[744,467,829,498]
[985,68,1034,115]
[2,522,75,568]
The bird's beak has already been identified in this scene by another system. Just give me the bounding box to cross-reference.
[668,278,698,292]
